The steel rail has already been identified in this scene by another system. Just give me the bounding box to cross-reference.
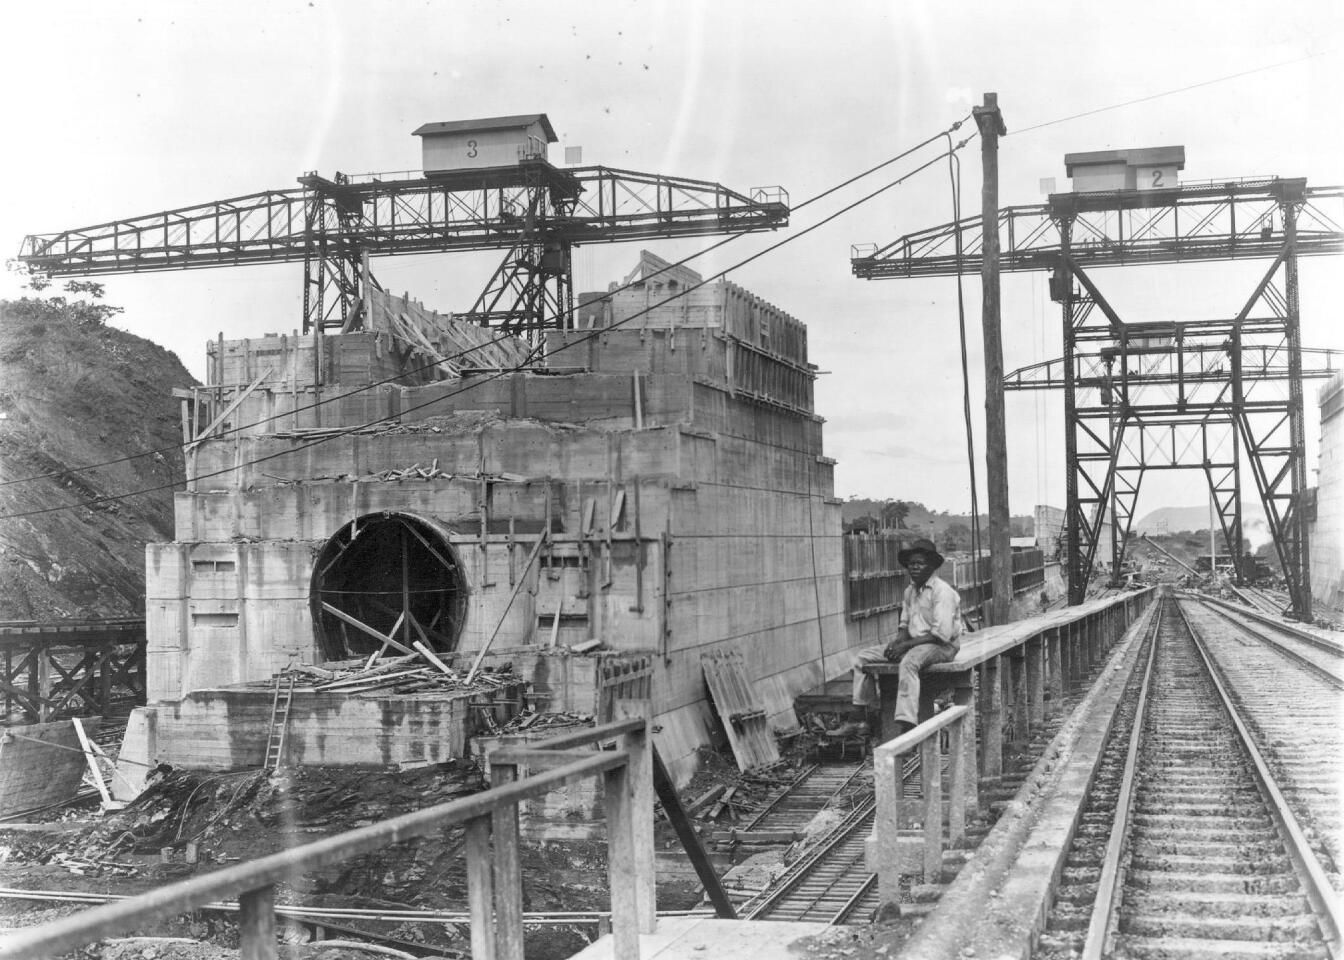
[738,762,820,831]
[740,794,877,920]
[0,887,713,927]
[1229,585,1281,616]
[1080,602,1163,960]
[830,873,879,925]
[741,754,925,923]
[1202,593,1344,656]
[1176,600,1343,958]
[1195,598,1344,689]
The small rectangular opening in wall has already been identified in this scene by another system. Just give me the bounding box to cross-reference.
[540,555,585,569]
[192,560,237,574]
[191,612,239,628]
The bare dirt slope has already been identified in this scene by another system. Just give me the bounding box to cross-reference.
[0,299,196,618]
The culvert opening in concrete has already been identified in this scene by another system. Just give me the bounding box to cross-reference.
[311,513,467,662]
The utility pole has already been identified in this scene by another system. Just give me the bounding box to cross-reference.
[974,93,1012,625]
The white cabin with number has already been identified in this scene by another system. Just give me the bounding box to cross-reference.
[413,114,558,173]
[1064,146,1185,192]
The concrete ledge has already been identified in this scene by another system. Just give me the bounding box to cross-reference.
[0,719,102,816]
[892,597,1160,960]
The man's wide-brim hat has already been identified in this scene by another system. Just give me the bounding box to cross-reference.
[898,538,945,570]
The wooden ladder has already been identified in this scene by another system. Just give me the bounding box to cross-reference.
[264,675,296,770]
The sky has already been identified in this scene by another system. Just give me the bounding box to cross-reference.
[1,0,1341,521]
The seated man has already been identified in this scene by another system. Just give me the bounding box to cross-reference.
[852,538,963,737]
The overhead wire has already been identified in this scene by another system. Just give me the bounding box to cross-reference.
[946,128,985,602]
[1012,51,1326,135]
[0,120,967,492]
[1,130,979,523]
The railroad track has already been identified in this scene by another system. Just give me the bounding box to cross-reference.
[743,794,879,924]
[742,757,933,924]
[742,761,869,833]
[1037,595,1341,959]
[1235,585,1288,617]
[745,614,1134,928]
[1180,598,1344,886]
[1197,598,1344,689]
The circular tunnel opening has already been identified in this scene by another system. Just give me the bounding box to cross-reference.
[310,512,468,662]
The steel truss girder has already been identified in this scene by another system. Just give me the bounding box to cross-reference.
[1205,434,1244,583]
[18,161,789,336]
[852,178,1344,278]
[1056,214,1312,618]
[1005,344,1340,391]
[18,163,788,274]
[853,172,1321,619]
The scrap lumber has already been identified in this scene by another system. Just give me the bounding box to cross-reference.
[686,785,726,818]
[413,641,455,677]
[71,719,123,812]
[319,603,415,656]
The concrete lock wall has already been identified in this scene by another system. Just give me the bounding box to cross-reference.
[148,283,871,781]
[1311,371,1344,608]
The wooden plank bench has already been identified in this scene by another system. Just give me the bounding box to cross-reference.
[860,588,1156,814]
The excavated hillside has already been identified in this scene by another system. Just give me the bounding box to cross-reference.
[0,299,197,618]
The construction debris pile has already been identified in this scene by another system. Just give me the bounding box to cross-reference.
[498,710,594,734]
[3,763,489,885]
[261,655,520,699]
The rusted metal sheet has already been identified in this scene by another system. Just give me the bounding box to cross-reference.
[701,648,779,772]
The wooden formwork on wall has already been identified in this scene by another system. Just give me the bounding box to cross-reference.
[596,654,654,723]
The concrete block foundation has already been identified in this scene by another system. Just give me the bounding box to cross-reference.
[145,268,885,784]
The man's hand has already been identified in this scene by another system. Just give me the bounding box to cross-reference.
[883,628,913,662]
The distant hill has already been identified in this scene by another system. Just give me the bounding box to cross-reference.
[1135,505,1273,547]
[1134,505,1213,534]
[841,497,1033,546]
[0,297,197,618]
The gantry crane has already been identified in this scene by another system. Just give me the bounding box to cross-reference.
[852,173,1344,621]
[17,122,789,340]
